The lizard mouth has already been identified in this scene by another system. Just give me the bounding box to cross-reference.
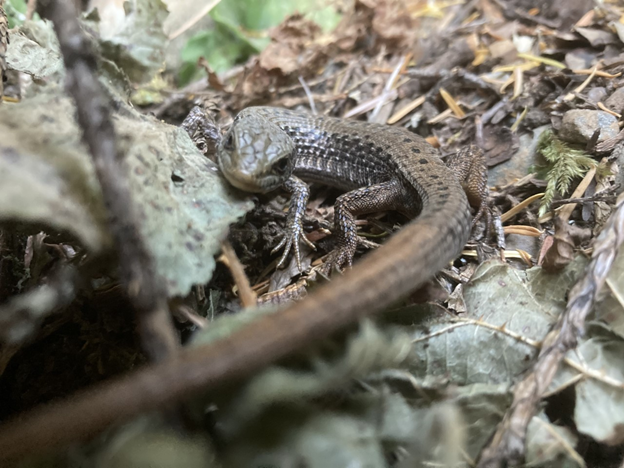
[218,151,274,193]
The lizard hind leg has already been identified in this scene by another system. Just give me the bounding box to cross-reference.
[322,179,406,274]
[445,145,490,228]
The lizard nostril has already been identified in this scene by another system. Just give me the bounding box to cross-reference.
[223,133,234,151]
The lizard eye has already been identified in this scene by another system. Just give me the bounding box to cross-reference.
[222,133,234,151]
[272,158,290,176]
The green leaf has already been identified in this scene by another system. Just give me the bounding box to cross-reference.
[552,323,624,445]
[526,413,581,468]
[179,0,341,85]
[221,410,387,468]
[406,258,585,386]
[179,23,257,83]
[6,0,29,28]
[6,20,64,81]
[593,245,624,339]
[99,424,217,468]
[98,0,169,84]
[454,383,512,459]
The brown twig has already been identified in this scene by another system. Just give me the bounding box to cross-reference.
[26,0,37,20]
[0,0,7,102]
[477,191,624,467]
[37,0,178,361]
[220,240,257,308]
[551,192,617,207]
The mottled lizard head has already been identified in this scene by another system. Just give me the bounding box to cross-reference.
[217,109,296,193]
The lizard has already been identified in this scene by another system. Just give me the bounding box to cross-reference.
[0,106,488,462]
[219,106,487,277]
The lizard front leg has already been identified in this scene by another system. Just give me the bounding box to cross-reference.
[273,175,316,270]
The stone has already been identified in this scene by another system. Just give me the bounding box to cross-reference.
[605,87,624,114]
[558,109,619,144]
[586,87,607,104]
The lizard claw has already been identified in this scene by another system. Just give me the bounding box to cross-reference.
[272,223,316,270]
[319,246,355,276]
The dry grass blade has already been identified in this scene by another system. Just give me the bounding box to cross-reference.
[427,107,453,125]
[517,53,566,69]
[503,226,542,237]
[343,89,399,119]
[564,65,597,102]
[387,95,425,124]
[532,417,585,467]
[166,0,222,39]
[370,54,410,122]
[511,67,523,100]
[461,249,527,259]
[493,62,539,73]
[510,106,528,132]
[298,76,317,115]
[572,68,621,78]
[500,193,544,223]
[558,165,598,223]
[597,101,621,118]
[440,88,466,118]
[500,74,515,94]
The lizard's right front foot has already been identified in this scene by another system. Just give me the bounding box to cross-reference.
[318,245,357,276]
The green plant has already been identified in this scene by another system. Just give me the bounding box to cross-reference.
[178,0,341,85]
[536,129,597,217]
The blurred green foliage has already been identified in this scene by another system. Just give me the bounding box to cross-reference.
[6,0,29,28]
[179,0,341,86]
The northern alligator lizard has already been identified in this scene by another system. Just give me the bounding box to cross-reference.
[0,106,488,461]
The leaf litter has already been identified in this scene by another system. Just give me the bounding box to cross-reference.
[3,0,624,467]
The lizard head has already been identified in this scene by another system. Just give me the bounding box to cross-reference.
[217,109,296,193]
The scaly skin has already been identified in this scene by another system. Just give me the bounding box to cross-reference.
[0,107,487,463]
[219,107,478,272]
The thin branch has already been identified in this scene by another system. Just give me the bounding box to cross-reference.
[37,0,178,360]
[411,316,542,348]
[220,240,257,308]
[26,0,37,20]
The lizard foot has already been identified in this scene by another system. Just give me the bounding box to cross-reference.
[272,223,316,271]
[318,245,357,276]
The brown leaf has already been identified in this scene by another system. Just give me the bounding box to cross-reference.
[371,0,415,48]
[541,217,590,272]
[258,15,323,75]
